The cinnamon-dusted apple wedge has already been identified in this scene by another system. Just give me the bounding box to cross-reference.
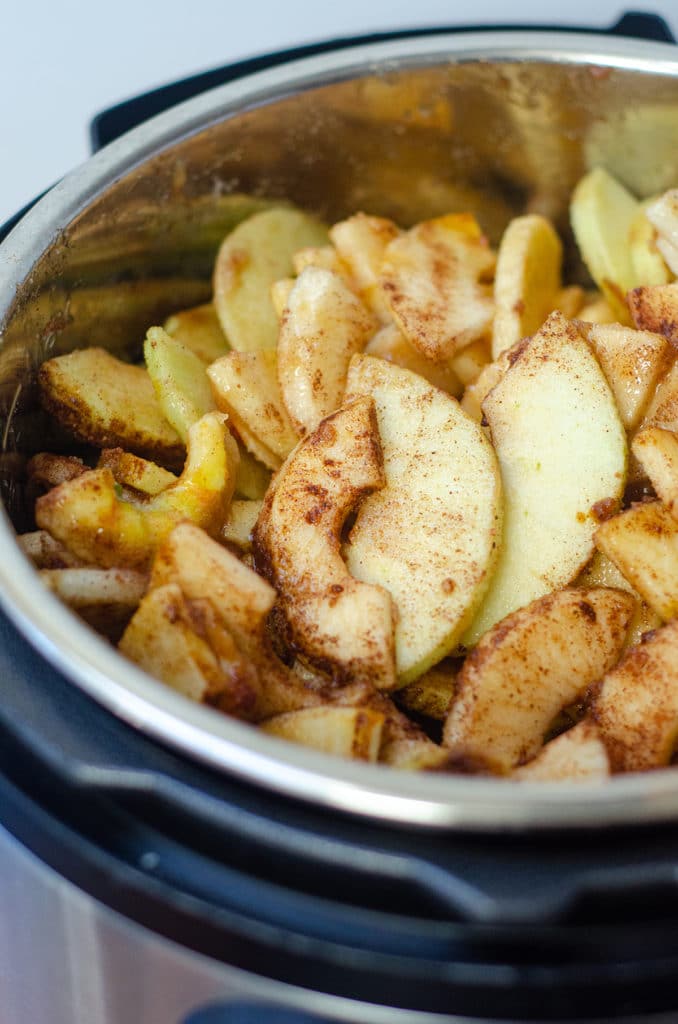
[444,587,634,775]
[512,720,610,782]
[462,312,627,646]
[253,396,396,690]
[261,706,385,761]
[492,213,563,359]
[343,355,502,684]
[379,213,495,359]
[36,412,238,570]
[592,618,678,772]
[627,282,678,347]
[329,212,400,323]
[277,266,377,436]
[213,206,328,352]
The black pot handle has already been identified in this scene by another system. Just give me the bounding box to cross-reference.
[183,1006,334,1024]
[89,11,675,153]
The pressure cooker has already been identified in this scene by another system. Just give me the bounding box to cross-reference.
[2,14,678,1023]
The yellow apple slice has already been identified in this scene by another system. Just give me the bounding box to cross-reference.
[569,167,639,322]
[213,207,328,352]
[444,587,634,774]
[208,350,299,469]
[576,550,661,648]
[40,567,148,639]
[344,354,502,684]
[627,282,678,347]
[277,266,377,436]
[397,661,457,721]
[633,426,678,517]
[578,321,672,431]
[261,706,384,761]
[644,189,678,276]
[329,212,400,323]
[595,501,678,622]
[38,347,183,469]
[379,213,495,359]
[512,720,610,782]
[144,326,216,442]
[491,213,563,359]
[253,396,396,689]
[36,413,238,570]
[163,302,229,363]
[629,200,672,286]
[222,499,262,551]
[593,618,678,772]
[463,312,627,647]
[365,324,462,396]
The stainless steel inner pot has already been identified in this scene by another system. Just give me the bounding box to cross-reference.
[2,30,678,832]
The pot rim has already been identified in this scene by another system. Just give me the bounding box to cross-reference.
[3,29,678,832]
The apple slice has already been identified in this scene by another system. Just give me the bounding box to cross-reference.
[627,282,678,348]
[208,350,299,469]
[144,326,216,441]
[36,413,238,570]
[253,396,396,689]
[633,426,678,517]
[379,213,495,359]
[569,167,639,322]
[163,302,229,364]
[261,706,385,761]
[593,618,678,772]
[444,587,634,774]
[277,266,377,436]
[365,324,462,396]
[512,720,610,782]
[629,200,672,286]
[644,189,678,276]
[577,321,672,431]
[329,212,400,323]
[213,206,328,351]
[576,550,661,648]
[344,354,502,684]
[462,312,627,647]
[594,501,678,622]
[491,213,563,359]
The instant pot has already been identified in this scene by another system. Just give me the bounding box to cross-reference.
[3,14,678,1023]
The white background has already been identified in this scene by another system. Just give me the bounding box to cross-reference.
[2,0,678,228]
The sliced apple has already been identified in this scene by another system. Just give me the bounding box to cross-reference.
[629,200,672,286]
[633,426,678,518]
[292,244,345,276]
[449,336,492,387]
[462,312,627,647]
[379,213,495,359]
[365,324,462,396]
[144,326,215,442]
[277,266,377,436]
[512,720,610,782]
[36,413,238,570]
[644,189,678,277]
[595,501,678,622]
[577,321,672,431]
[97,449,177,497]
[444,587,634,774]
[222,498,262,551]
[253,396,396,689]
[344,354,502,684]
[329,212,400,323]
[261,706,384,761]
[576,549,661,648]
[627,282,678,347]
[208,350,299,469]
[397,661,457,722]
[38,347,183,468]
[491,213,562,359]
[578,293,617,324]
[163,302,229,364]
[569,167,639,322]
[40,566,148,639]
[120,581,260,717]
[593,618,678,772]
[213,206,328,352]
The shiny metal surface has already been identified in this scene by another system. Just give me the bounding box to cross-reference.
[2,32,678,831]
[3,820,678,1023]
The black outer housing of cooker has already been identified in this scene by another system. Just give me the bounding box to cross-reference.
[3,13,678,1023]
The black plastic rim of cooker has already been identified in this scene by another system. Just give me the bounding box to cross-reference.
[3,13,678,1023]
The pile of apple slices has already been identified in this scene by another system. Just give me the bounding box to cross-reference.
[19,180,678,782]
